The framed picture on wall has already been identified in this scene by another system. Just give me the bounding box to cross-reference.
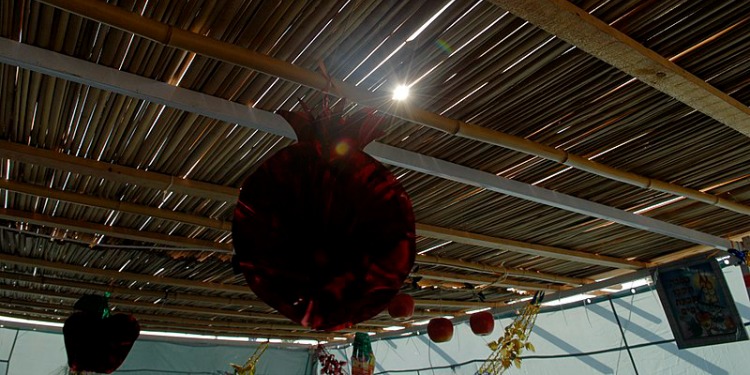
[655,256,748,349]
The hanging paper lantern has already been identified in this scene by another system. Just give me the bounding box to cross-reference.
[233,101,416,331]
[388,293,415,320]
[427,318,454,343]
[470,311,495,336]
[63,295,140,374]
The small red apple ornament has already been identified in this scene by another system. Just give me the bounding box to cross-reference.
[233,100,416,331]
[388,294,415,320]
[427,318,454,343]
[469,311,495,336]
[63,295,140,374]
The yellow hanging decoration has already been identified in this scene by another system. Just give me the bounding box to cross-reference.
[230,342,269,375]
[478,292,544,375]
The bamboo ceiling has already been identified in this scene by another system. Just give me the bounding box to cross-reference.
[1,0,750,342]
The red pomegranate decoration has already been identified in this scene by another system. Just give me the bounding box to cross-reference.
[233,100,416,331]
[469,311,495,336]
[427,318,454,343]
[63,295,140,374]
[388,293,415,320]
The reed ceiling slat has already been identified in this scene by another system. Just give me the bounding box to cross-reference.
[1,0,749,340]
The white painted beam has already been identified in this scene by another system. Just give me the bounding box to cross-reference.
[0,38,296,140]
[365,142,735,250]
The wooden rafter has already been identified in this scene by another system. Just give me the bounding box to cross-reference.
[0,270,446,325]
[0,140,647,269]
[24,1,750,221]
[485,0,750,137]
[0,204,591,285]
[0,253,524,311]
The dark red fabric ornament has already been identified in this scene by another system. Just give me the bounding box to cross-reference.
[233,101,416,331]
[388,293,415,320]
[469,311,495,336]
[427,318,454,343]
[63,294,140,374]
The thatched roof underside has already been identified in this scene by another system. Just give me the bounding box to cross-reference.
[1,0,750,342]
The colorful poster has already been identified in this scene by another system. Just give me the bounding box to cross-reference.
[655,258,748,349]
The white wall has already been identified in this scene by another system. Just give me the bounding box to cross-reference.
[0,327,312,375]
[5,264,750,374]
[326,264,750,374]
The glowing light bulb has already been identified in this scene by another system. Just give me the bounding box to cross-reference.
[393,84,410,101]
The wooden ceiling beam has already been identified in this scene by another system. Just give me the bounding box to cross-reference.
[416,255,588,286]
[0,219,580,290]
[0,140,237,202]
[20,2,750,223]
[0,140,647,269]
[0,256,515,313]
[0,271,431,327]
[0,252,252,295]
[0,290,376,334]
[0,267,243,306]
[0,307,337,341]
[0,179,232,231]
[0,208,227,250]
[1,35,741,251]
[0,221,589,288]
[412,269,567,292]
[417,223,650,270]
[485,0,750,137]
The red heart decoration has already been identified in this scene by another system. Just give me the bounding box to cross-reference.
[233,106,415,331]
[63,312,140,373]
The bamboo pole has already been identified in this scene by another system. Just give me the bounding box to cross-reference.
[484,0,750,137]
[0,223,588,294]
[0,209,591,285]
[0,140,647,269]
[0,140,237,202]
[0,270,433,327]
[416,223,650,269]
[412,269,566,292]
[417,254,590,286]
[0,179,232,231]
[1,269,251,307]
[0,289,376,333]
[0,207,229,250]
[0,252,251,294]
[36,0,750,218]
[0,306,337,341]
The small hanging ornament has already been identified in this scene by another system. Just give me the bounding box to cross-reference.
[427,317,454,343]
[469,311,495,336]
[233,97,416,331]
[230,342,268,375]
[351,332,375,375]
[63,294,140,374]
[316,344,348,375]
[478,292,544,375]
[388,293,415,320]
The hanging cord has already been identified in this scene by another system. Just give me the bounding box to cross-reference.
[0,226,230,253]
[493,264,509,286]
[162,175,174,202]
[613,292,636,375]
[608,296,639,375]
